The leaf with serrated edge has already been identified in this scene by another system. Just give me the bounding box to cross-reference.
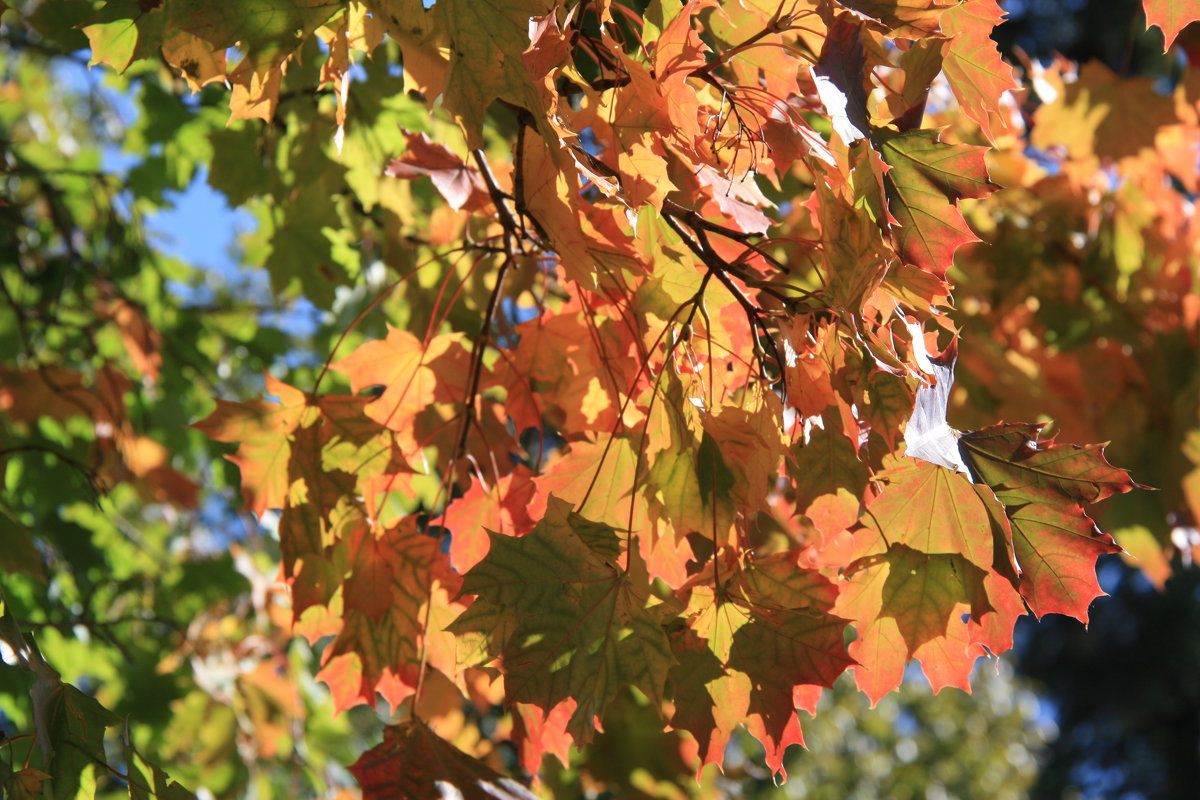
[1143,0,1200,51]
[959,423,1140,505]
[876,129,996,277]
[191,375,315,515]
[449,497,677,746]
[941,0,1019,141]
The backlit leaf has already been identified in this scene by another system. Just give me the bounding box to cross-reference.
[1144,0,1200,50]
[876,129,997,277]
[941,0,1019,141]
[350,719,538,800]
[450,497,677,745]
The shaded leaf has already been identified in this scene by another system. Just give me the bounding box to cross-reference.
[434,0,556,147]
[450,497,677,745]
[836,0,955,38]
[330,522,462,709]
[873,544,991,655]
[350,719,538,800]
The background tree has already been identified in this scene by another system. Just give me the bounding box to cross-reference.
[1,1,1197,799]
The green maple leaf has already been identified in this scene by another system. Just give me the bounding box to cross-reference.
[279,422,355,615]
[434,0,557,147]
[169,0,341,70]
[40,684,120,800]
[449,496,678,745]
[665,627,728,767]
[872,544,991,655]
[663,557,853,776]
[81,0,164,73]
[865,458,1015,576]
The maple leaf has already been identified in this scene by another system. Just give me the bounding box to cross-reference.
[863,371,915,450]
[788,416,870,540]
[834,453,1023,700]
[960,423,1140,506]
[0,365,129,429]
[278,421,356,614]
[531,437,646,531]
[503,307,626,434]
[161,29,227,92]
[516,133,645,288]
[832,536,923,702]
[999,501,1120,623]
[959,423,1137,620]
[449,497,677,746]
[38,0,1172,788]
[862,544,991,655]
[0,604,121,800]
[316,395,408,483]
[728,597,852,772]
[878,37,946,125]
[327,521,462,709]
[1144,0,1200,50]
[865,457,1016,575]
[433,0,556,147]
[666,626,729,768]
[331,329,467,451]
[82,0,164,73]
[170,0,342,121]
[814,177,890,312]
[191,375,316,515]
[350,719,538,800]
[443,466,537,572]
[1032,61,1179,162]
[940,0,1020,141]
[511,700,575,773]
[645,380,735,542]
[876,129,997,277]
[677,557,853,776]
[386,131,491,212]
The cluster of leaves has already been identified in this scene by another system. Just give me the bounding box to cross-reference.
[1,0,1197,797]
[950,48,1200,587]
[0,6,381,797]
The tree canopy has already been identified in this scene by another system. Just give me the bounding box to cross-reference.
[2,1,1199,798]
